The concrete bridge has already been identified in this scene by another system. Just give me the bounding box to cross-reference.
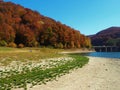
[93,46,120,52]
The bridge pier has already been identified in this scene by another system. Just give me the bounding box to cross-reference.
[105,47,107,52]
[93,46,119,52]
[110,47,112,52]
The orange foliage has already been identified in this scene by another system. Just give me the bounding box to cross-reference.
[0,2,91,48]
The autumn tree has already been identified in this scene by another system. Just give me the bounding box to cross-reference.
[0,2,91,48]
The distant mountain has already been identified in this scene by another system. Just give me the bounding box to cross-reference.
[89,27,120,46]
[0,2,91,48]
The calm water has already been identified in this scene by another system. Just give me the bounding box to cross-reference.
[83,52,120,59]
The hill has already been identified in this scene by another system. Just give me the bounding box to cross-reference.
[0,1,91,48]
[90,27,120,46]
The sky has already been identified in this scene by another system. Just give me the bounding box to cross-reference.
[4,0,120,35]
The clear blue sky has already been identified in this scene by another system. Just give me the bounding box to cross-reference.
[4,0,120,35]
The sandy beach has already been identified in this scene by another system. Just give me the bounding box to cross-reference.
[21,56,120,90]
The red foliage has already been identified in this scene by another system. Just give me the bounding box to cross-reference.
[0,2,91,48]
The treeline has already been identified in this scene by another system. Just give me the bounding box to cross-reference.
[0,2,91,48]
[90,27,120,46]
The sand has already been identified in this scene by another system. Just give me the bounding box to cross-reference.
[14,56,120,90]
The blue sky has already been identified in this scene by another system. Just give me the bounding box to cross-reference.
[4,0,120,35]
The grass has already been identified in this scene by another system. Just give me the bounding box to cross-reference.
[0,47,17,52]
[0,47,63,66]
[0,47,89,90]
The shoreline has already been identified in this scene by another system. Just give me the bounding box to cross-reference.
[61,49,95,54]
[22,56,120,90]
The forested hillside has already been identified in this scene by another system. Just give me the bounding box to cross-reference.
[0,2,91,48]
[90,27,120,46]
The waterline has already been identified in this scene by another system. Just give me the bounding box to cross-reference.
[83,52,120,59]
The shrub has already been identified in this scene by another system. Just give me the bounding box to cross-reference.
[56,43,63,49]
[8,42,17,48]
[34,41,39,47]
[18,43,24,48]
[0,40,7,46]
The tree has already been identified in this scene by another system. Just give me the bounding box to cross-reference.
[0,2,91,48]
[0,23,15,43]
[15,25,37,47]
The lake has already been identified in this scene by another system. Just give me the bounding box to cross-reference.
[83,52,120,59]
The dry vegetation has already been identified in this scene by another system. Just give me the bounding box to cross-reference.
[0,47,89,90]
[0,47,63,66]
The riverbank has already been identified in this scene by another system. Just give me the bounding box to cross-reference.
[0,49,89,90]
[25,56,120,90]
[61,49,94,54]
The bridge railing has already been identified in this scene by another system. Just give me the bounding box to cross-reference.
[93,46,120,52]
